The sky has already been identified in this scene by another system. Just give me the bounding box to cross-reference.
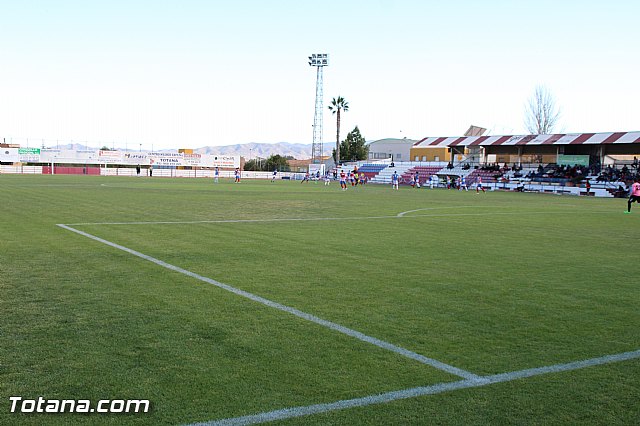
[1,0,638,150]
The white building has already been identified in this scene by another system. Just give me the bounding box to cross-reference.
[367,138,417,162]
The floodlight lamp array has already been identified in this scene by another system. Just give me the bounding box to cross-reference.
[308,53,328,67]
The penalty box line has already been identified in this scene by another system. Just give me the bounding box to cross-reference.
[190,349,640,426]
[56,224,479,381]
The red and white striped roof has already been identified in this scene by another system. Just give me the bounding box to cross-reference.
[413,131,640,148]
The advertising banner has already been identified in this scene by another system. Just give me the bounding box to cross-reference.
[123,153,150,165]
[18,148,41,162]
[184,153,202,166]
[150,152,185,167]
[0,148,20,163]
[204,155,239,168]
[97,150,123,163]
[557,154,590,166]
[8,148,240,168]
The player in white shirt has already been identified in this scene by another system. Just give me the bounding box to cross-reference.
[391,171,399,190]
[459,175,468,191]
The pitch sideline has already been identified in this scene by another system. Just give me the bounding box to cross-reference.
[56,224,479,380]
[189,348,640,425]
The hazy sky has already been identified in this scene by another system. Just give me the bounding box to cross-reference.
[1,0,638,150]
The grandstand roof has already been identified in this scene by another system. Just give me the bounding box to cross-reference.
[413,131,640,148]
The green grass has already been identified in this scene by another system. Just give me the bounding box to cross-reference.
[1,174,638,425]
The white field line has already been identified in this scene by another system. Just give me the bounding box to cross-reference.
[56,224,479,381]
[190,349,640,426]
[64,209,610,226]
[396,206,481,217]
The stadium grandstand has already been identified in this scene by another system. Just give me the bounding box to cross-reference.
[347,131,640,196]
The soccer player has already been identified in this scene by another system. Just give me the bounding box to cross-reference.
[429,175,434,189]
[360,172,366,185]
[459,175,468,191]
[627,177,640,213]
[476,176,485,193]
[271,169,277,182]
[234,168,241,183]
[339,170,347,190]
[214,167,219,183]
[391,171,399,190]
[324,172,331,186]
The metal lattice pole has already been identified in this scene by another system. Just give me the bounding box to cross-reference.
[312,66,324,164]
[309,54,328,164]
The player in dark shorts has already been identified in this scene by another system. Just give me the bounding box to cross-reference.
[627,178,640,213]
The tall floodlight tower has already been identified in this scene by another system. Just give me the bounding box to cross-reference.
[308,53,328,164]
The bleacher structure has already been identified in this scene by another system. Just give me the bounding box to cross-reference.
[341,158,637,197]
[368,162,415,184]
[355,163,387,181]
[400,166,442,185]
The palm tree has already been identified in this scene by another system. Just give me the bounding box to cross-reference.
[328,96,349,164]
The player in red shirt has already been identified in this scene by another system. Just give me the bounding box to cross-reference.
[339,170,347,190]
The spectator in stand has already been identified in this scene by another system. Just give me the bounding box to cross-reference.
[615,183,627,198]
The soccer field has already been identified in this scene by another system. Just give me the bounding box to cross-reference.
[1,174,639,425]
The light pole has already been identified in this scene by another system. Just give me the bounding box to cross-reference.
[308,53,328,165]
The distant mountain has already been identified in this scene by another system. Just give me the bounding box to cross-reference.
[46,143,93,151]
[47,143,156,152]
[47,142,331,159]
[195,142,331,160]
